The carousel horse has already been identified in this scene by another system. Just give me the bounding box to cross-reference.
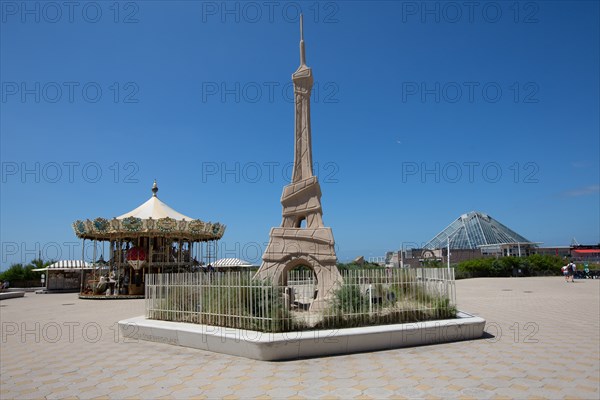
[94,276,108,295]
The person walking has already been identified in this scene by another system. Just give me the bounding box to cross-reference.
[566,261,576,282]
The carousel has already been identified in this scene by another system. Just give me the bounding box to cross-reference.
[73,181,226,298]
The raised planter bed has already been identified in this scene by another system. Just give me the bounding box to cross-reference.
[118,311,485,361]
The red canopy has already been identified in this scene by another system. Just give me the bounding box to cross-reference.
[573,249,600,254]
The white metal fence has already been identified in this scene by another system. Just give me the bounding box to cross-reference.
[146,268,456,333]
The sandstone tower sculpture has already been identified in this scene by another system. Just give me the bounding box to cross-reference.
[255,16,343,311]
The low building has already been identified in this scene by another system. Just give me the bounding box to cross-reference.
[32,260,93,292]
[570,245,600,263]
[397,211,539,267]
[534,246,571,258]
[213,258,257,271]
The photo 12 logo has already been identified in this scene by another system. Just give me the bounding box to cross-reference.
[1,82,140,104]
[200,1,340,24]
[401,161,540,184]
[2,241,113,264]
[401,81,540,104]
[1,321,137,344]
[400,1,540,24]
[1,161,140,184]
[200,161,340,184]
[485,321,540,343]
[201,81,340,104]
[1,1,140,24]
[216,240,342,266]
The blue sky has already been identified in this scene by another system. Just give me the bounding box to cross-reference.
[1,0,599,268]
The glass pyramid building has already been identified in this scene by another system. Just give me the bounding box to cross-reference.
[423,211,533,250]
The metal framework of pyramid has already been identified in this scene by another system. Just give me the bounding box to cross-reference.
[424,211,533,250]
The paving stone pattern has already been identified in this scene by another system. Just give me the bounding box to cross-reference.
[1,277,598,399]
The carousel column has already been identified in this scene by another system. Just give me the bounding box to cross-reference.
[135,236,140,290]
[149,236,153,277]
[80,238,85,292]
[92,239,97,293]
[192,241,196,268]
[109,238,114,293]
[215,240,218,267]
[123,239,130,294]
[206,241,210,266]
[178,238,181,272]
[112,239,118,293]
[180,239,183,270]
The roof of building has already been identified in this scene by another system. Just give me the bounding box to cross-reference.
[423,211,533,250]
[116,180,193,221]
[72,181,226,241]
[213,258,256,268]
[116,195,193,221]
[32,260,93,271]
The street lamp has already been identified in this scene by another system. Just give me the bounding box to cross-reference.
[447,237,451,274]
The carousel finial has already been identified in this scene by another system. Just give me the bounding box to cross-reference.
[152,180,158,197]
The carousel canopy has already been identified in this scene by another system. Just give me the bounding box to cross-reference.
[117,195,193,221]
[72,181,226,241]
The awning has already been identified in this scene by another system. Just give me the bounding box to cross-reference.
[32,260,93,271]
[573,249,600,254]
[213,258,256,268]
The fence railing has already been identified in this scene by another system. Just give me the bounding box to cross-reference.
[146,268,456,333]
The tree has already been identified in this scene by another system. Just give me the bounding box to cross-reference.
[28,258,53,271]
[0,258,53,284]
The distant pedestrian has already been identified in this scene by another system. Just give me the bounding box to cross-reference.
[569,262,577,282]
[566,262,575,283]
[584,264,590,279]
[562,265,569,281]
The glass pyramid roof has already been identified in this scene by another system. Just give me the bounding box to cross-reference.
[423,211,532,250]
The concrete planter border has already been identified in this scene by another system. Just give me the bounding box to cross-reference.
[0,291,25,300]
[118,311,486,361]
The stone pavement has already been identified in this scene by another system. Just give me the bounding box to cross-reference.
[1,277,598,399]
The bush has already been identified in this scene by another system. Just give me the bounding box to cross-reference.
[0,263,42,283]
[336,262,384,271]
[455,255,565,279]
[330,285,370,315]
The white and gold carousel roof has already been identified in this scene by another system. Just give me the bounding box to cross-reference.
[116,181,193,221]
[72,181,225,241]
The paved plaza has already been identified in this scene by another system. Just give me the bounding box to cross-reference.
[1,277,598,399]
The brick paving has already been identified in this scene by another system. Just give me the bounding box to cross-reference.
[1,277,598,399]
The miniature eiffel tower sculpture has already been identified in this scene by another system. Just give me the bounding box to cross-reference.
[256,15,342,311]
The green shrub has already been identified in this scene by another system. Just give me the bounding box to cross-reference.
[330,285,370,315]
[0,263,42,283]
[336,262,384,271]
[455,255,565,279]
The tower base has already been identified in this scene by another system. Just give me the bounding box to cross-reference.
[256,226,342,312]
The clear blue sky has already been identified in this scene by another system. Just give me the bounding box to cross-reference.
[1,1,599,268]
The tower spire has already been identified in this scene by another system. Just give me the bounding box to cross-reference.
[257,15,341,312]
[291,13,314,183]
[299,14,306,66]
